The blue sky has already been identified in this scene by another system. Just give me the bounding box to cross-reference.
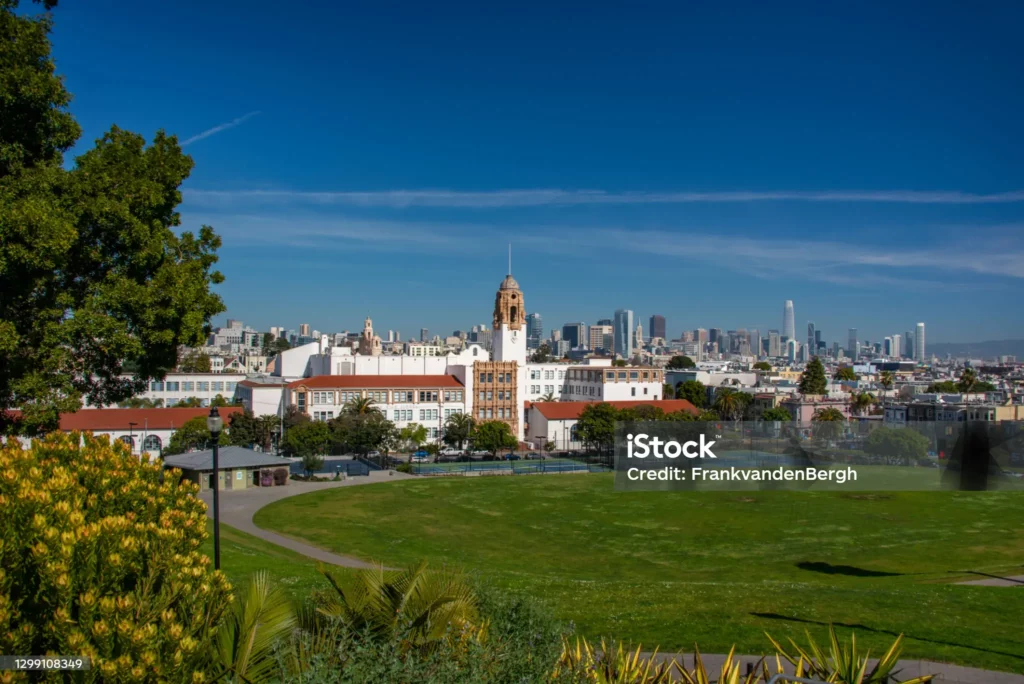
[47,1,1024,344]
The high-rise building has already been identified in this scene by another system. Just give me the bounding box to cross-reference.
[709,328,722,346]
[680,330,694,342]
[634,322,644,351]
[848,328,858,360]
[806,322,815,359]
[589,324,612,351]
[597,319,613,326]
[883,336,893,357]
[891,333,902,359]
[783,301,796,341]
[904,331,914,359]
[387,329,395,342]
[915,322,926,361]
[695,328,708,344]
[786,338,799,362]
[613,309,634,358]
[299,323,311,337]
[419,328,429,342]
[526,313,543,347]
[768,330,781,357]
[561,322,587,349]
[648,315,666,341]
[815,329,823,351]
[550,329,561,342]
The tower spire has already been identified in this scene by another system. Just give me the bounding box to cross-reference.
[508,242,512,275]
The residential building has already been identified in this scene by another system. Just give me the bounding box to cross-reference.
[780,396,852,423]
[87,373,245,409]
[299,323,311,337]
[562,366,664,402]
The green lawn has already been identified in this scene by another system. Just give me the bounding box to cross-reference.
[253,473,1024,673]
[200,520,350,601]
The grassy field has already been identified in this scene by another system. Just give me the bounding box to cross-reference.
[253,473,1024,673]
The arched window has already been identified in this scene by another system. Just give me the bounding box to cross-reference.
[143,435,162,452]
[118,435,134,448]
[510,306,518,321]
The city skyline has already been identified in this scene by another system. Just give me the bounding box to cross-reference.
[50,3,1024,342]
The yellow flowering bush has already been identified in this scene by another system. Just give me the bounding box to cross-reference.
[0,433,232,683]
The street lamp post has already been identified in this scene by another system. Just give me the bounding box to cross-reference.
[207,406,224,570]
[128,421,138,455]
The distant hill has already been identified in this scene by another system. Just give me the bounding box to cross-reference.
[927,340,1024,360]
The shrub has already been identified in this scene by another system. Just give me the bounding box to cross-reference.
[272,468,289,486]
[395,463,412,474]
[0,433,232,681]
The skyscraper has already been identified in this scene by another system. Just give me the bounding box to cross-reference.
[768,330,781,357]
[526,313,543,347]
[848,328,858,360]
[589,324,612,351]
[648,314,666,340]
[561,322,587,349]
[783,301,795,341]
[299,323,311,337]
[806,322,815,358]
[634,322,644,351]
[709,328,722,346]
[613,309,634,358]
[891,333,902,359]
[904,331,914,359]
[596,319,613,326]
[695,328,708,344]
[883,336,893,357]
[420,328,429,342]
[915,322,926,361]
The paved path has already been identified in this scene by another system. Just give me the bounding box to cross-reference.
[199,473,1024,683]
[957,573,1024,587]
[198,470,414,569]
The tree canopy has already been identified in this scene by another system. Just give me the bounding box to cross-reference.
[1,1,224,436]
[674,380,706,408]
[761,406,792,421]
[833,367,858,382]
[666,355,696,369]
[864,426,929,464]
[470,420,517,457]
[178,350,212,373]
[798,357,828,395]
[529,343,551,363]
[441,412,474,451]
[164,416,230,455]
[280,420,330,461]
[753,361,772,372]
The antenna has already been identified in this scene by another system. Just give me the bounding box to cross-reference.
[508,243,512,275]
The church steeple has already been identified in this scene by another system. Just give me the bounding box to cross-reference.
[493,274,525,330]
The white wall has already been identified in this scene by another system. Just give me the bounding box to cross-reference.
[89,373,244,408]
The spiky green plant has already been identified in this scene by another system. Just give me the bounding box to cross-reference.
[215,571,296,683]
[553,636,677,683]
[766,625,934,684]
[316,560,479,647]
[676,645,765,684]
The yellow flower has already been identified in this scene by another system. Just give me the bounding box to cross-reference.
[91,620,109,637]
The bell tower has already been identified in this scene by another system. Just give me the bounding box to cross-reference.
[493,274,526,365]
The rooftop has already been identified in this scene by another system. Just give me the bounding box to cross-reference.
[529,399,699,421]
[57,407,244,431]
[163,446,291,472]
[287,374,465,389]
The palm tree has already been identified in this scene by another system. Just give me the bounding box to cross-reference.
[713,389,742,421]
[442,412,475,451]
[343,396,379,415]
[217,571,297,683]
[316,560,478,646]
[811,406,846,442]
[878,371,894,402]
[958,368,977,394]
[850,391,876,416]
[539,391,556,402]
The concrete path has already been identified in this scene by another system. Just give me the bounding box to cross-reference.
[198,470,414,569]
[957,573,1024,587]
[198,473,1024,683]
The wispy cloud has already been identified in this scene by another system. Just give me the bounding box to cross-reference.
[191,209,1024,288]
[181,111,261,146]
[184,186,1024,208]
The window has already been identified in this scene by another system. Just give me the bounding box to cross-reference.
[212,381,224,391]
[558,370,565,379]
[198,381,210,392]
[480,373,486,383]
[142,435,162,451]
[167,398,179,406]
[631,387,636,396]
[395,410,402,421]
[444,391,451,401]
[605,372,614,380]
[487,373,493,382]
[226,382,237,392]
[642,372,649,380]
[456,391,463,401]
[544,370,553,379]
[630,371,638,380]
[530,370,540,380]
[617,372,626,380]
[236,471,243,480]
[487,409,493,419]
[487,391,493,400]
[165,381,179,391]
[478,409,485,419]
[545,385,553,394]
[183,381,194,391]
[505,373,512,383]
[643,387,648,395]
[297,393,306,411]
[497,373,504,383]
[150,381,164,392]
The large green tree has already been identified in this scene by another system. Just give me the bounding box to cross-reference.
[798,357,828,395]
[674,380,706,408]
[470,420,518,458]
[164,416,230,455]
[229,409,275,451]
[761,406,792,422]
[666,355,695,369]
[0,1,224,436]
[573,402,619,453]
[178,350,212,373]
[280,420,330,460]
[833,366,858,382]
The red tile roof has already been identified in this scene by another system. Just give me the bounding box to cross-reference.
[57,407,244,431]
[287,375,464,389]
[529,400,698,421]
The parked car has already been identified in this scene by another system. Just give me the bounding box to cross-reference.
[503,453,521,461]
[524,452,541,460]
[439,447,461,456]
[410,454,431,464]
